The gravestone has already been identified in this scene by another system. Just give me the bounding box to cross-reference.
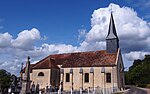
[9,75,17,93]
[35,83,39,94]
[46,85,49,93]
[31,82,35,94]
[20,56,32,94]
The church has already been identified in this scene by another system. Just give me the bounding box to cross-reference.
[21,13,125,93]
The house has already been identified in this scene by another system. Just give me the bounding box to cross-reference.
[21,13,125,92]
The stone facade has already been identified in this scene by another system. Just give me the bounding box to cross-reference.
[61,67,118,90]
[31,69,51,89]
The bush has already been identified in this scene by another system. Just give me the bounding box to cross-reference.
[146,84,150,89]
[138,84,147,88]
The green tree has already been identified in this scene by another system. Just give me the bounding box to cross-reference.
[125,55,150,87]
[0,69,11,91]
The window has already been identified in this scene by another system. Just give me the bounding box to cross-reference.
[84,73,89,83]
[38,72,44,76]
[106,73,111,83]
[66,73,70,82]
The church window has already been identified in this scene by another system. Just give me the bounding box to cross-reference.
[106,73,111,83]
[84,73,89,83]
[38,72,44,76]
[66,73,70,82]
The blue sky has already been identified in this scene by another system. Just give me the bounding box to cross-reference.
[1,0,147,45]
[0,0,150,75]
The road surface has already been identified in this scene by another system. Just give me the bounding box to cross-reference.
[125,86,150,94]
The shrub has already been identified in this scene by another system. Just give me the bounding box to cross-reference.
[146,84,150,89]
[138,84,147,88]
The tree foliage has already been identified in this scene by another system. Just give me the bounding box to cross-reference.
[125,55,150,87]
[0,69,11,90]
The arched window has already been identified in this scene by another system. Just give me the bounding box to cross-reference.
[38,72,44,76]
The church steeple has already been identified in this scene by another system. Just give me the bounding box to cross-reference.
[106,13,119,53]
[106,13,118,40]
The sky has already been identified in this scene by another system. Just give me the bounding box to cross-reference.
[0,0,150,75]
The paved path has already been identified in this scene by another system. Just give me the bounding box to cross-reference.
[125,86,150,94]
[139,88,150,94]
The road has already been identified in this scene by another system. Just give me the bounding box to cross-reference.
[125,86,150,94]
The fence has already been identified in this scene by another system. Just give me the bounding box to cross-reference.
[45,87,119,94]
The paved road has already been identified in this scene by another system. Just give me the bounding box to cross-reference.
[125,86,150,94]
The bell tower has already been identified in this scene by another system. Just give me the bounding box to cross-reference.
[106,13,119,53]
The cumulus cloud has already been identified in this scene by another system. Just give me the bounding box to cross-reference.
[12,28,41,50]
[124,51,150,61]
[0,32,12,47]
[79,3,150,53]
[0,29,78,75]
[0,3,150,75]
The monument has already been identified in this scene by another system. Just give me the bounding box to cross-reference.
[20,56,31,94]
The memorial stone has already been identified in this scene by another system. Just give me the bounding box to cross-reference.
[20,56,32,94]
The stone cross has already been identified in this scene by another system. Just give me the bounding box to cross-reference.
[109,4,114,13]
[20,56,31,94]
[24,56,30,81]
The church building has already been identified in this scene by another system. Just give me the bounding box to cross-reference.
[21,13,125,93]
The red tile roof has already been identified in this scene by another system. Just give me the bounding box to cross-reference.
[22,64,35,73]
[32,50,118,69]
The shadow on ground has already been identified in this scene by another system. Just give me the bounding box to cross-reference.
[125,86,147,94]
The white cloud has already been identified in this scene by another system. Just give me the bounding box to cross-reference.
[79,3,150,53]
[36,43,78,54]
[124,51,150,61]
[12,28,41,50]
[0,32,12,47]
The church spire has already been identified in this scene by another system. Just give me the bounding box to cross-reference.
[106,13,119,53]
[106,13,118,40]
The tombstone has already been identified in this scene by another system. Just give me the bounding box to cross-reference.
[17,77,22,93]
[49,85,52,92]
[35,83,39,94]
[46,85,49,93]
[20,56,32,94]
[11,85,15,93]
[9,75,17,93]
[31,82,35,94]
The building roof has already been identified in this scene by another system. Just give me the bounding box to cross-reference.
[22,64,35,73]
[106,13,119,40]
[32,50,118,69]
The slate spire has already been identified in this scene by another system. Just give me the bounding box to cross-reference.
[106,13,119,53]
[106,13,118,40]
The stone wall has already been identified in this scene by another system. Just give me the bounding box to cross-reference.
[32,69,51,89]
